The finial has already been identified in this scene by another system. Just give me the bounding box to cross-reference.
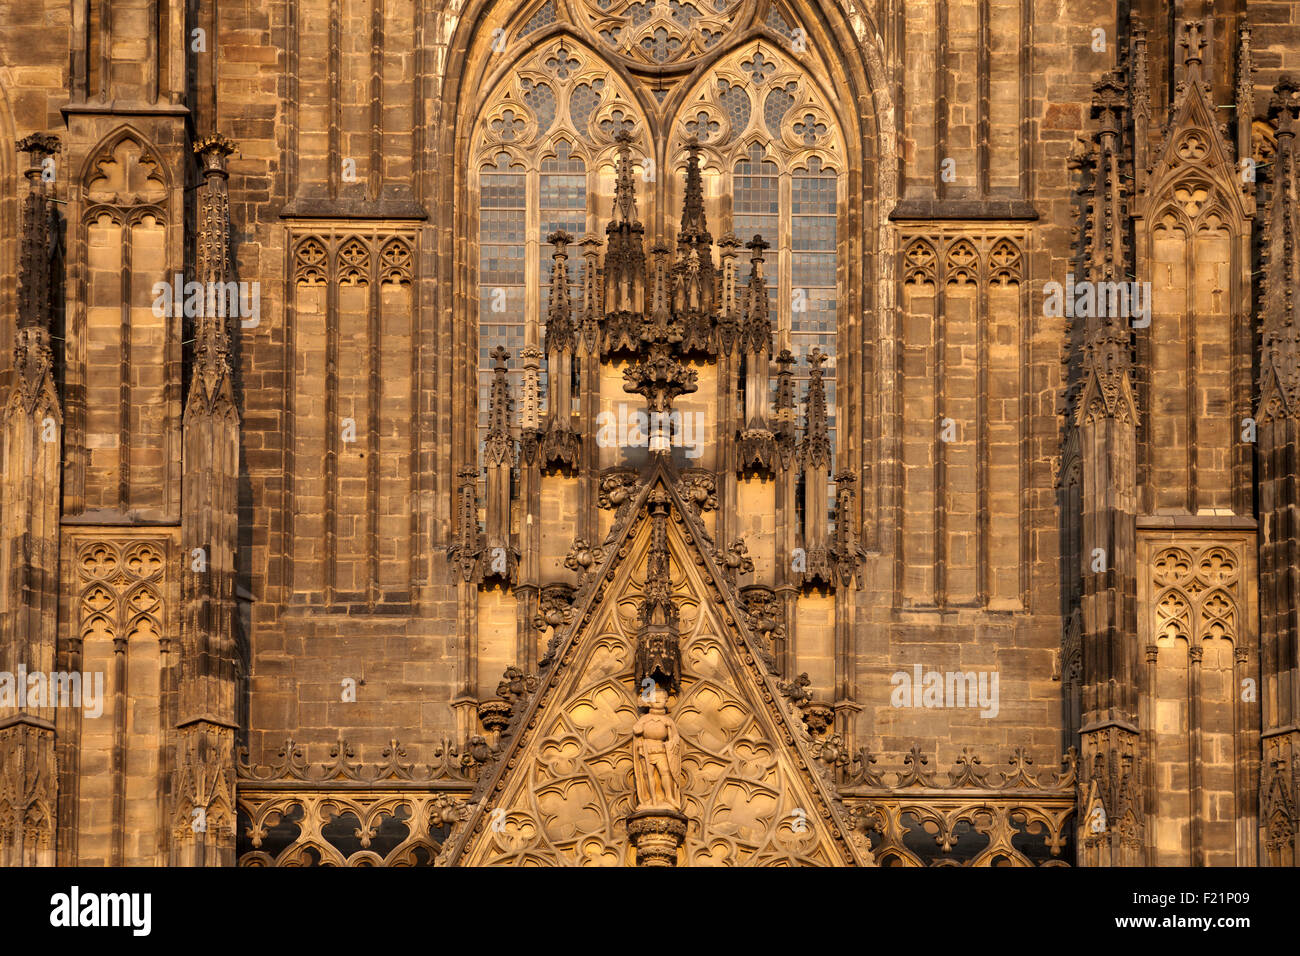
[194,133,238,179]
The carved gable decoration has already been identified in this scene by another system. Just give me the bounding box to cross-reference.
[85,135,168,205]
[439,470,867,866]
[1137,35,1248,227]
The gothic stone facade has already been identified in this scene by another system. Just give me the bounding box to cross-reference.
[1,0,1298,867]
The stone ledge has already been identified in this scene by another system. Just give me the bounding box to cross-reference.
[279,197,429,220]
[889,197,1039,221]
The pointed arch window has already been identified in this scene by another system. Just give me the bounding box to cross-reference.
[472,11,847,487]
[473,35,652,458]
[678,40,845,484]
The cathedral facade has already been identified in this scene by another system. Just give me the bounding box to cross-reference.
[0,0,1298,867]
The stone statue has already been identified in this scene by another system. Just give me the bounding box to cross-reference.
[632,685,681,811]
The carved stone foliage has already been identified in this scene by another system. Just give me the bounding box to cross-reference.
[564,537,606,576]
[534,583,577,633]
[740,584,784,668]
[675,469,717,515]
[712,538,754,583]
[497,666,540,705]
[840,745,1079,792]
[443,491,862,866]
[597,468,638,511]
[236,790,468,867]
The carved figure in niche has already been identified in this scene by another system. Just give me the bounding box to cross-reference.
[632,684,681,812]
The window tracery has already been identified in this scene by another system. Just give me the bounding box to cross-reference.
[474,36,653,451]
[573,0,751,68]
[669,41,844,472]
[472,10,845,472]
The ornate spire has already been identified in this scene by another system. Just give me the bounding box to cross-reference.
[187,134,240,418]
[1088,71,1128,287]
[774,348,797,467]
[1261,76,1299,335]
[1257,76,1300,421]
[1068,68,1137,427]
[12,134,60,415]
[741,235,771,352]
[736,234,775,474]
[449,466,483,582]
[634,487,682,694]
[603,130,648,327]
[670,139,715,340]
[799,348,834,589]
[649,240,672,328]
[483,346,515,466]
[1130,18,1151,178]
[545,230,575,351]
[611,129,640,227]
[800,348,831,469]
[579,234,603,353]
[1236,15,1255,167]
[678,136,710,243]
[1076,314,1137,426]
[520,345,542,434]
[195,134,237,285]
[15,134,59,332]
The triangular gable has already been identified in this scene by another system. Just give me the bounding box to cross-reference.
[1137,61,1249,224]
[439,463,869,866]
